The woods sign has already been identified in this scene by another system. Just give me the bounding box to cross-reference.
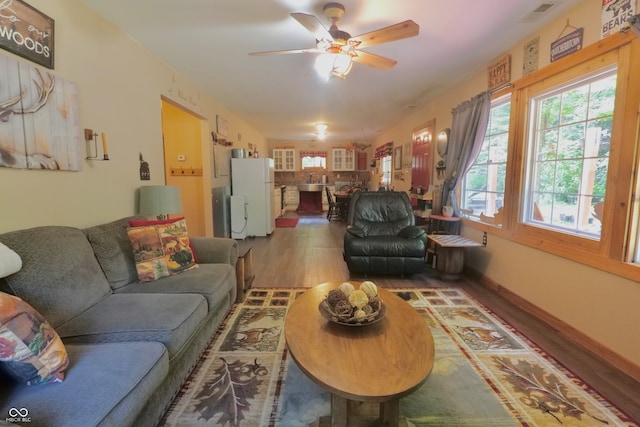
[0,0,54,69]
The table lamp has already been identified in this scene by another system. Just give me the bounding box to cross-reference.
[138,185,182,220]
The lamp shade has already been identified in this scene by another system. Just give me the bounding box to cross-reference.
[138,185,183,217]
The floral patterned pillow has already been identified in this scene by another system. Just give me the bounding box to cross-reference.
[0,292,69,385]
[126,218,198,283]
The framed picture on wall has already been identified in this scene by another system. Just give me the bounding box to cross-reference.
[394,146,402,170]
[216,115,228,137]
[0,1,55,69]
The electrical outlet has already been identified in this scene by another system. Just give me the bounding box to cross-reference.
[483,232,488,246]
[178,154,186,162]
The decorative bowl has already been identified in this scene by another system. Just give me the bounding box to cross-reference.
[319,298,386,326]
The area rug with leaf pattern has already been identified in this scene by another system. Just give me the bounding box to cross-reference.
[159,288,637,427]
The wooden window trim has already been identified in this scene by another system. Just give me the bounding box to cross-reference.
[463,31,640,282]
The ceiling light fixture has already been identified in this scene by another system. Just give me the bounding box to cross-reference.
[316,123,328,140]
[314,52,353,80]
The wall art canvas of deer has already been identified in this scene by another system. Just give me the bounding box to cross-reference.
[0,54,80,170]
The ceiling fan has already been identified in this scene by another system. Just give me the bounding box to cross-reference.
[249,2,419,78]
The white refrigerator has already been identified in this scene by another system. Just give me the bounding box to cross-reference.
[231,158,275,237]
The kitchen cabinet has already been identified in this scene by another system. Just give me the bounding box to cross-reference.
[332,148,355,171]
[273,187,282,219]
[285,185,299,211]
[273,149,296,171]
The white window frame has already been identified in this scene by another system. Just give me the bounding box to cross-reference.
[461,94,511,224]
[381,155,391,186]
[522,66,616,240]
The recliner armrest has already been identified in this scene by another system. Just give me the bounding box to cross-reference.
[398,226,426,239]
[346,225,367,238]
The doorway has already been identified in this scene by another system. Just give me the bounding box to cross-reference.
[161,99,206,236]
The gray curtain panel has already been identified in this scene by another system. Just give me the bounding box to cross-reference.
[442,91,492,215]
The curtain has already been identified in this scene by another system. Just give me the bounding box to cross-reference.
[299,151,326,158]
[442,91,492,215]
[374,142,393,160]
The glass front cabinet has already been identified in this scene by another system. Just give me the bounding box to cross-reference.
[332,148,355,171]
[273,149,296,171]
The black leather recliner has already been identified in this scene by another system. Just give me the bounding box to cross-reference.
[343,191,427,275]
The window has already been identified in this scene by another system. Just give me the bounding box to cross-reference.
[381,155,391,186]
[300,151,326,170]
[523,68,616,238]
[462,95,511,223]
[302,156,326,169]
[462,34,640,280]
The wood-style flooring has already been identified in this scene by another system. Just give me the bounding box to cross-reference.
[237,213,640,422]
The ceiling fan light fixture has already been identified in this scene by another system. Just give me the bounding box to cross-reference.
[314,52,353,79]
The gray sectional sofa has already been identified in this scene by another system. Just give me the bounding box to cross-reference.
[0,216,238,427]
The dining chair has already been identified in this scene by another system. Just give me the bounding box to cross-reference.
[325,187,341,221]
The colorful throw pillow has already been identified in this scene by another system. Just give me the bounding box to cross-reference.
[128,217,198,262]
[127,218,198,283]
[0,292,69,385]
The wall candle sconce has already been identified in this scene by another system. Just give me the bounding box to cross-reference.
[85,128,110,160]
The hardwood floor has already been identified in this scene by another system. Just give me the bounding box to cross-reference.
[237,212,640,422]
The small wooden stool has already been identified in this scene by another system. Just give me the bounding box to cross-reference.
[235,247,255,303]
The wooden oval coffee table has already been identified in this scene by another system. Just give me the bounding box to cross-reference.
[285,282,434,427]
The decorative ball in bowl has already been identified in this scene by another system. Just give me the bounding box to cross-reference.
[319,281,385,326]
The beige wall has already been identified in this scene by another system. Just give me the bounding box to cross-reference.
[0,0,267,236]
[372,0,640,372]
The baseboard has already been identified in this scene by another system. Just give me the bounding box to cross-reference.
[468,269,640,384]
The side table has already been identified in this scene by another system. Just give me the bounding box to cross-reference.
[427,234,483,281]
[235,247,255,303]
[428,214,461,235]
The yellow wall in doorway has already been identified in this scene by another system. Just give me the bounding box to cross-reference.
[162,100,205,236]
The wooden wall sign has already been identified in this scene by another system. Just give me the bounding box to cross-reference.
[550,28,583,62]
[487,55,511,90]
[0,0,55,69]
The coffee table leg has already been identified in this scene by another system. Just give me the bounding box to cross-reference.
[331,394,348,427]
[380,399,399,427]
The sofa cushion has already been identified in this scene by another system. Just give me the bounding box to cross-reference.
[344,235,426,257]
[114,263,236,311]
[55,293,207,359]
[0,342,168,427]
[127,219,198,283]
[0,292,68,385]
[83,217,141,290]
[0,226,112,328]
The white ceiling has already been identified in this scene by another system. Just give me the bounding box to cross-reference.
[80,0,581,143]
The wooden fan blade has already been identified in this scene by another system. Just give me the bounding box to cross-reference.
[349,20,419,49]
[249,48,321,56]
[351,50,397,70]
[291,13,333,44]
